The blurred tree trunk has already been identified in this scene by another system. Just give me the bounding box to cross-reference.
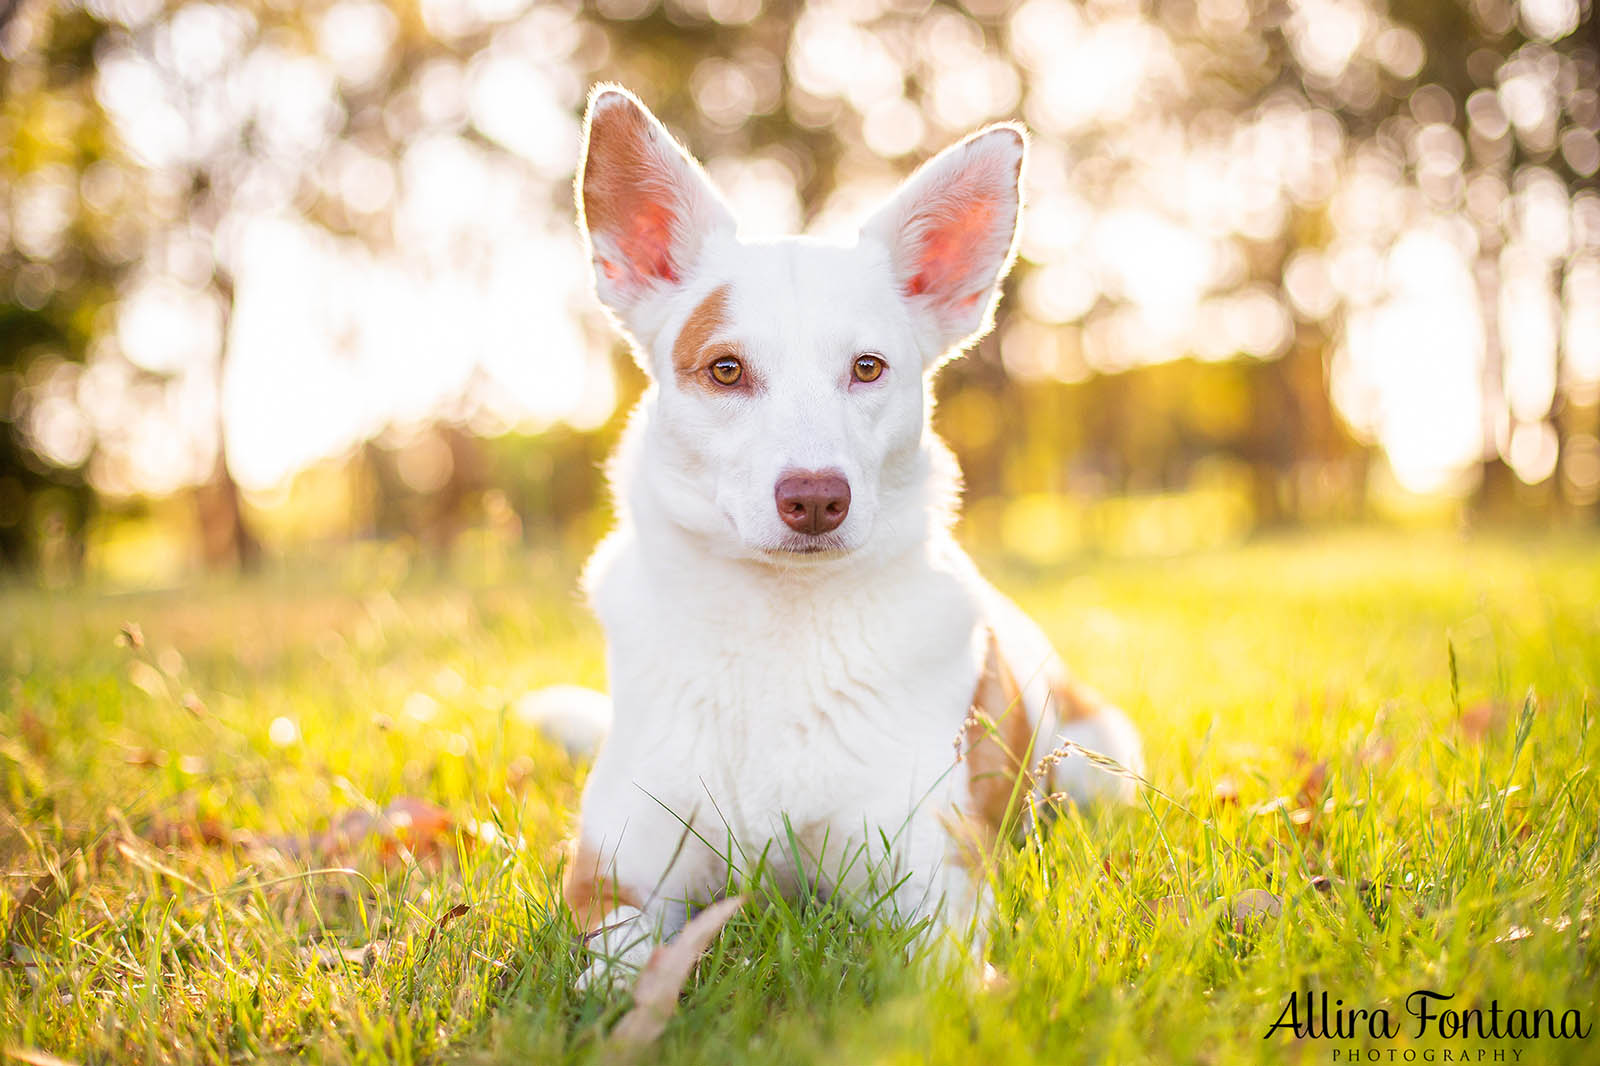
[1470,230,1509,517]
[1475,455,1521,517]
[359,439,408,540]
[193,269,260,570]
[428,422,486,553]
[1244,327,1365,526]
[1245,359,1293,527]
[195,450,260,570]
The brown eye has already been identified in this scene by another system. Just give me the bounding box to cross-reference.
[852,354,885,383]
[709,356,743,387]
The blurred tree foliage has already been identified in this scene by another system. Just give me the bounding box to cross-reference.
[0,5,114,569]
[2,0,1596,575]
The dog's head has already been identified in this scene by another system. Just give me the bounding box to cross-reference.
[577,85,1024,564]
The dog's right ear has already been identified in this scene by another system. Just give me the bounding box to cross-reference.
[577,86,734,329]
[860,124,1025,367]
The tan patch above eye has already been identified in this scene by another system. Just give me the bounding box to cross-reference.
[671,284,741,391]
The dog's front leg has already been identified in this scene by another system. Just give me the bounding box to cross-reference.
[574,903,668,992]
[884,816,996,976]
[564,840,651,990]
[563,788,723,991]
[565,841,694,991]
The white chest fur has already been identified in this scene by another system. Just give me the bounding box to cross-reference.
[579,522,988,906]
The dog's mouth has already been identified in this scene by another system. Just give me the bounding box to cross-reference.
[763,533,850,559]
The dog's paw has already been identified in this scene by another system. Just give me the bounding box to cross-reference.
[574,908,655,995]
[574,953,641,995]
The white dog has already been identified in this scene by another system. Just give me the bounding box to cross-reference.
[562,85,1143,987]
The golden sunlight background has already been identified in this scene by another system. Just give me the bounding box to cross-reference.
[2,0,1597,581]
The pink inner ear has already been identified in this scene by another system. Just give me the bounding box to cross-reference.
[622,201,680,285]
[583,98,688,290]
[903,195,997,302]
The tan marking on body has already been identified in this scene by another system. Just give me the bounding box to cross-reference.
[671,285,735,389]
[952,630,1035,870]
[1046,669,1104,724]
[562,841,641,934]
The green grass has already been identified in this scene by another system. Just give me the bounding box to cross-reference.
[3,529,1598,1064]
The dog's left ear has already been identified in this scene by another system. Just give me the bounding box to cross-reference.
[860,124,1026,365]
[577,85,735,330]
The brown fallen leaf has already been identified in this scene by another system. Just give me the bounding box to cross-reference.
[1359,732,1394,767]
[268,798,458,864]
[139,814,237,849]
[113,838,204,891]
[1459,701,1501,743]
[16,705,50,756]
[1229,888,1282,932]
[127,661,168,700]
[5,1047,83,1066]
[3,859,82,952]
[306,940,391,970]
[369,797,454,859]
[1492,924,1532,944]
[1144,895,1194,925]
[122,747,166,769]
[604,895,746,1056]
[1293,759,1328,812]
[1306,875,1419,917]
[1211,777,1240,807]
[1141,891,1281,931]
[421,903,471,957]
[116,622,144,650]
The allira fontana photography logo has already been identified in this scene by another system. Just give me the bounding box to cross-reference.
[1265,989,1591,1061]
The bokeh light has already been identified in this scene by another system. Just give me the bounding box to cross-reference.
[3,0,1598,575]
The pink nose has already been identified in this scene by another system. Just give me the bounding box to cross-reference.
[775,471,851,534]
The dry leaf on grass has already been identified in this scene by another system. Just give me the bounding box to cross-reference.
[1359,732,1394,767]
[1138,889,1282,931]
[111,837,214,893]
[1229,888,1282,931]
[1459,701,1501,743]
[116,622,144,650]
[122,747,166,769]
[604,895,745,1057]
[140,815,236,850]
[421,903,471,956]
[1492,924,1533,944]
[302,902,465,973]
[1249,756,1331,835]
[3,859,83,953]
[5,1048,82,1066]
[1293,759,1328,811]
[1309,875,1421,917]
[127,661,168,700]
[306,941,391,970]
[1211,777,1240,807]
[1144,895,1194,924]
[266,797,458,864]
[16,706,50,756]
